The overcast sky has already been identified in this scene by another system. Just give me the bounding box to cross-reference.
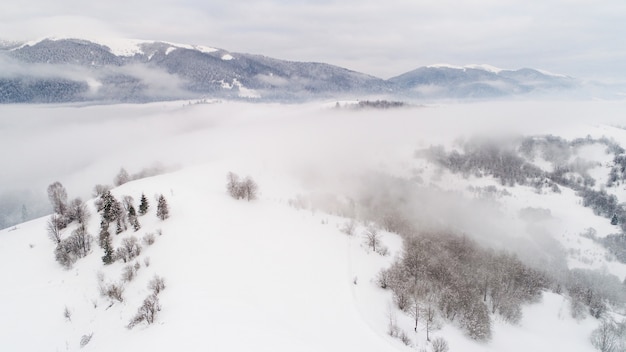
[1,0,625,81]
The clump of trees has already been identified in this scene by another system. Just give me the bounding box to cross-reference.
[46,182,93,269]
[128,275,166,328]
[226,172,258,201]
[379,231,548,341]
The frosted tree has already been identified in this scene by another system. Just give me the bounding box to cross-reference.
[365,225,381,253]
[226,172,240,199]
[226,172,258,201]
[590,319,620,352]
[241,176,258,201]
[114,168,130,186]
[47,181,68,216]
[47,214,62,244]
[67,198,89,225]
[156,195,169,220]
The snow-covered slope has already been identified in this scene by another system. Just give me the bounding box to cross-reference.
[2,100,626,351]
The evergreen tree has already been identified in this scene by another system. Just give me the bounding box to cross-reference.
[138,193,149,216]
[128,205,141,231]
[100,191,119,224]
[99,221,114,265]
[156,195,169,220]
[102,235,114,265]
[611,213,619,225]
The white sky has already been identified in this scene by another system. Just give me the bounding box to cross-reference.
[1,0,625,81]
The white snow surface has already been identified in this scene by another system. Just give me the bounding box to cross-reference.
[2,100,626,351]
[9,36,219,56]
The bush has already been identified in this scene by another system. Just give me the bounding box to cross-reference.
[148,275,166,295]
[143,233,156,246]
[80,333,93,348]
[115,236,142,263]
[122,264,138,282]
[100,282,124,302]
[431,337,449,352]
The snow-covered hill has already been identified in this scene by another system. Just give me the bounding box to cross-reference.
[1,100,626,351]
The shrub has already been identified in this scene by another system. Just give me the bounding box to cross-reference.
[148,275,166,295]
[431,337,449,352]
[143,233,156,246]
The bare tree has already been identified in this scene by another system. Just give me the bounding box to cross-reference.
[241,176,258,201]
[226,172,240,199]
[128,294,161,328]
[47,181,68,215]
[92,184,111,198]
[226,172,258,201]
[114,168,130,186]
[67,198,89,225]
[115,236,142,263]
[47,214,62,244]
[365,225,381,253]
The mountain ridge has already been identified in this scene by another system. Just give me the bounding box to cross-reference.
[0,37,583,103]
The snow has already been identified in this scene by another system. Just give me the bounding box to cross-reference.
[465,64,505,74]
[426,63,505,73]
[8,36,220,56]
[221,54,234,61]
[165,47,177,55]
[2,100,626,351]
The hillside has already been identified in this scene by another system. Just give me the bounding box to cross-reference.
[1,100,626,351]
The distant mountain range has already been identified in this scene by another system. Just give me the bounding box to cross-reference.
[0,37,599,103]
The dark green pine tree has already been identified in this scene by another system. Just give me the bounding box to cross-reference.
[138,193,149,216]
[100,191,119,224]
[156,194,169,220]
[99,222,114,265]
[128,205,141,231]
[101,234,114,265]
[98,220,110,249]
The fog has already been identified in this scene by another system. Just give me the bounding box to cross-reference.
[1,99,625,240]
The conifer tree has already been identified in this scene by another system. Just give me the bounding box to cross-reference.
[139,193,149,216]
[128,205,141,231]
[99,222,114,265]
[156,195,169,220]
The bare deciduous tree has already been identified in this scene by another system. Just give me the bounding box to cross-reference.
[47,181,68,215]
[226,172,258,201]
[47,214,62,244]
[365,225,381,253]
[128,294,161,328]
[114,168,130,186]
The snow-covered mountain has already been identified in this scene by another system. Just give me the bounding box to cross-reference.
[1,101,625,351]
[388,64,576,99]
[0,37,593,103]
